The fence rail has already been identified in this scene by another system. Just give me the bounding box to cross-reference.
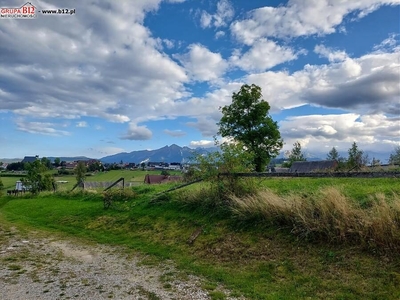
[217,171,400,178]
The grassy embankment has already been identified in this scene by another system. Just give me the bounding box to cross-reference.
[0,171,400,299]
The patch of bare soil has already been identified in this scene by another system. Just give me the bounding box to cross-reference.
[0,225,240,299]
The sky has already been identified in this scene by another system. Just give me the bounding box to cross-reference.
[0,0,399,161]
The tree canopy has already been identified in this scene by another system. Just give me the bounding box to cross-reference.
[283,141,306,168]
[389,146,400,165]
[75,161,87,185]
[327,147,340,161]
[347,142,367,170]
[21,160,55,194]
[218,84,283,172]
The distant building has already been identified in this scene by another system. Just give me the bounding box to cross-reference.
[290,160,338,173]
[21,155,39,163]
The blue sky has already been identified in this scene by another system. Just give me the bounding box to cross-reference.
[0,0,399,161]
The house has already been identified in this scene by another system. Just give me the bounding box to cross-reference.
[65,161,78,169]
[21,155,39,163]
[290,160,338,173]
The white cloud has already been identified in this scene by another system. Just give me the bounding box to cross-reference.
[0,1,188,125]
[121,123,152,140]
[314,45,348,63]
[373,33,399,52]
[163,129,186,137]
[279,113,400,154]
[231,0,400,44]
[243,43,400,114]
[231,39,302,71]
[16,120,70,136]
[200,0,234,28]
[76,121,88,128]
[176,44,228,81]
[215,31,225,39]
[189,140,215,148]
[200,11,212,28]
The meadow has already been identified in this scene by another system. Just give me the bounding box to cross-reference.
[0,170,399,299]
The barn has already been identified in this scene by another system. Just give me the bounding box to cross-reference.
[144,174,182,184]
[290,160,338,173]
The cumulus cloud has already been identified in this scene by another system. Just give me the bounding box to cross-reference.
[189,140,215,148]
[0,1,188,125]
[200,0,234,28]
[231,39,303,71]
[314,45,348,63]
[231,0,400,44]
[242,43,400,114]
[121,123,153,140]
[163,129,186,137]
[279,113,400,154]
[175,44,228,81]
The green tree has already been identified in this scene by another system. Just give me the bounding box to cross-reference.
[283,141,306,168]
[75,161,87,185]
[389,146,400,165]
[41,157,52,170]
[88,161,103,172]
[194,140,256,200]
[347,142,366,170]
[141,162,146,171]
[54,157,61,168]
[21,160,55,194]
[6,162,24,171]
[327,147,340,161]
[218,84,283,172]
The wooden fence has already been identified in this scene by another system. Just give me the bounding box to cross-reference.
[217,171,400,178]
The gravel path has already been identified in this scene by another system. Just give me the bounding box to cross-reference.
[0,225,239,299]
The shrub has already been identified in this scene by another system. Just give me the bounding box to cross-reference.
[161,170,170,176]
[192,141,258,205]
[102,189,136,209]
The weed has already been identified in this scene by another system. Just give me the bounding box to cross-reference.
[136,286,160,300]
[7,264,22,270]
[209,290,226,300]
[230,187,400,251]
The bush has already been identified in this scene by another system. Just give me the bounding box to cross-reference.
[192,141,258,204]
[102,189,136,209]
[160,170,170,176]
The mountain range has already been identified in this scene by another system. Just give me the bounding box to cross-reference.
[1,145,390,165]
[100,144,217,164]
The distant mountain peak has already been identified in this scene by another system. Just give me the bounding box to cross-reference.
[100,144,215,164]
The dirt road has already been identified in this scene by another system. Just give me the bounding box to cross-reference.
[0,225,238,299]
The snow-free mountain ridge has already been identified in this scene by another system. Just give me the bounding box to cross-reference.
[100,144,218,164]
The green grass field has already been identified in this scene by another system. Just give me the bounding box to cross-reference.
[0,173,399,299]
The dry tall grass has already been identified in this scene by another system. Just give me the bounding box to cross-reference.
[230,187,400,251]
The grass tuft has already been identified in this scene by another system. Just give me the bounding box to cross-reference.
[230,187,400,251]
